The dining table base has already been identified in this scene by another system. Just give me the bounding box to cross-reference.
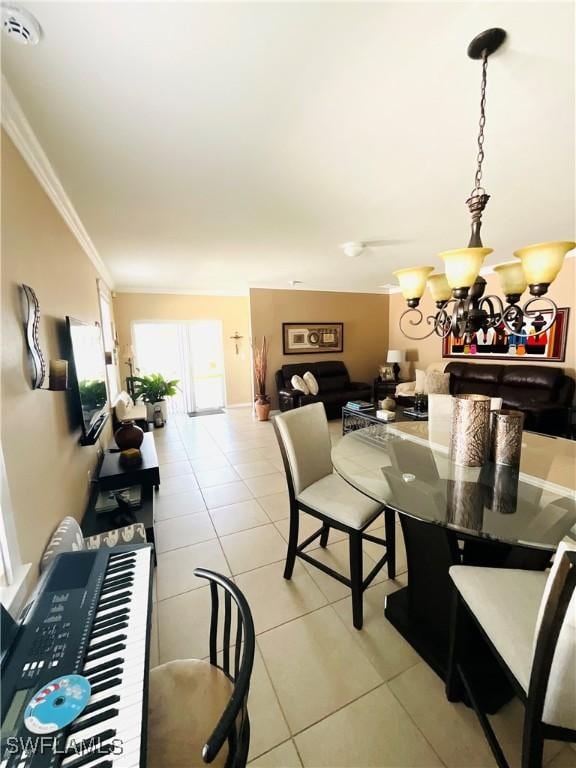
[385,512,553,714]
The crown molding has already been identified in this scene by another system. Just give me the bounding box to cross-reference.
[1,76,114,288]
[115,285,249,297]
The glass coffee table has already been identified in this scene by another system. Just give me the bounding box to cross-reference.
[332,421,576,712]
[341,405,428,435]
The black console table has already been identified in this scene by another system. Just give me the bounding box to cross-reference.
[82,433,160,559]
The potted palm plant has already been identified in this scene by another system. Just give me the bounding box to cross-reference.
[131,373,179,422]
[253,336,270,421]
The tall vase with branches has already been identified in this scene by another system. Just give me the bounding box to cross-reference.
[253,336,270,421]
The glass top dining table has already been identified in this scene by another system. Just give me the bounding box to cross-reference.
[332,420,576,552]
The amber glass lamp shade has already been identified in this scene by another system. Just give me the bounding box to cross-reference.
[393,266,434,305]
[513,241,576,294]
[440,248,493,291]
[427,273,452,304]
[493,262,527,301]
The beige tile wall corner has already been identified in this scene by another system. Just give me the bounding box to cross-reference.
[1,131,112,574]
[387,258,576,382]
[249,288,390,408]
[112,293,252,406]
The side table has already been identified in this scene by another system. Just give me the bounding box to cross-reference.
[373,378,397,405]
[82,432,160,562]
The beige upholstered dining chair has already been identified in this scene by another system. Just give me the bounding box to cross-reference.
[446,540,576,768]
[273,403,396,629]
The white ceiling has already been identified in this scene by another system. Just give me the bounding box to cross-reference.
[2,1,574,294]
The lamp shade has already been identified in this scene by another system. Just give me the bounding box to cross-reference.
[393,266,434,300]
[513,241,576,286]
[427,273,452,303]
[387,349,404,364]
[493,262,527,297]
[440,248,493,290]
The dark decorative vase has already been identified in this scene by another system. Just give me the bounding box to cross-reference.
[115,419,144,450]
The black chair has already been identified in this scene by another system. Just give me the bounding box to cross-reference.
[446,543,576,768]
[273,403,396,629]
[148,568,255,768]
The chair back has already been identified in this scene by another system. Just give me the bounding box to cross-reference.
[273,403,333,495]
[528,541,576,732]
[195,568,256,767]
[40,517,85,573]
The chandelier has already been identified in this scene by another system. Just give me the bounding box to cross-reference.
[394,28,575,341]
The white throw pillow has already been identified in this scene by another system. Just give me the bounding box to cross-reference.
[291,374,309,394]
[414,369,427,394]
[303,371,319,396]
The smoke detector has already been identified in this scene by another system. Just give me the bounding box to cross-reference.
[340,242,365,259]
[2,5,41,45]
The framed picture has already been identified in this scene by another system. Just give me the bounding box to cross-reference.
[282,322,344,355]
[378,364,395,381]
[442,307,570,362]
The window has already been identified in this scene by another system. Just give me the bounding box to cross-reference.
[97,280,119,402]
[0,445,32,613]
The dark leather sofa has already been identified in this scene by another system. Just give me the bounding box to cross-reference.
[445,362,574,437]
[275,361,372,420]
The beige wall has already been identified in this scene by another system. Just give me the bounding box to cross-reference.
[249,288,390,408]
[113,293,252,406]
[388,258,576,380]
[1,131,112,573]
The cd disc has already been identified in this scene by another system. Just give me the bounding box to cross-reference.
[24,675,91,734]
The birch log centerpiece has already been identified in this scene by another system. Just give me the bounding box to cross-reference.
[450,394,491,467]
[492,410,525,466]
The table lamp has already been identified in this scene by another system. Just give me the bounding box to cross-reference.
[387,350,405,382]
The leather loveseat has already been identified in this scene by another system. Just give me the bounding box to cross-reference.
[444,362,574,437]
[275,361,372,420]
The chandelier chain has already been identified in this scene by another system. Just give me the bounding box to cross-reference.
[473,50,488,193]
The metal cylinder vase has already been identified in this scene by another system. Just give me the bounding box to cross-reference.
[488,463,520,515]
[492,409,525,466]
[446,465,484,532]
[450,395,491,467]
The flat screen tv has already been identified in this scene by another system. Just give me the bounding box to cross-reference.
[66,317,109,444]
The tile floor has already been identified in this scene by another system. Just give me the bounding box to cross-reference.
[148,408,575,768]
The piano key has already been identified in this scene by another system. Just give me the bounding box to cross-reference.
[62,741,116,768]
[85,644,126,664]
[109,551,137,562]
[62,753,114,768]
[99,590,133,607]
[98,585,134,602]
[100,579,133,595]
[68,708,119,734]
[65,726,117,754]
[90,678,123,695]
[94,598,131,614]
[105,563,135,577]
[80,695,121,718]
[87,667,124,686]
[85,763,113,768]
[84,636,146,671]
[89,634,128,652]
[82,657,125,676]
[107,553,136,566]
[92,608,130,626]
[90,622,129,640]
[67,716,140,758]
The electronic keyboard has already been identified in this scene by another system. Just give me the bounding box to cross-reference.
[0,544,154,768]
